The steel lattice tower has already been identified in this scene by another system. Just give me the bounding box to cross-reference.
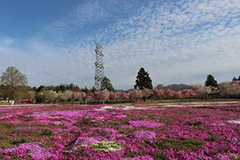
[94,41,104,90]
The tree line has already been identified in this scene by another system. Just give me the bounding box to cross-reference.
[0,66,240,104]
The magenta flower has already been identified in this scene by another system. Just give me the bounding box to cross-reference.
[129,120,165,128]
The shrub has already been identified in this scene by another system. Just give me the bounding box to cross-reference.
[186,121,202,126]
[41,129,55,136]
[207,135,219,142]
[11,138,27,145]
[148,138,204,151]
[154,152,167,160]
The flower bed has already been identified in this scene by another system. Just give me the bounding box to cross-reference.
[0,101,239,159]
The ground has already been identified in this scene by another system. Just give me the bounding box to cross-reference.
[0,100,239,159]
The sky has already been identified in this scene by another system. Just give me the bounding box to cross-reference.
[0,0,240,89]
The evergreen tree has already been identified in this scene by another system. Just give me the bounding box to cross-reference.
[205,75,218,87]
[91,86,97,93]
[233,77,238,81]
[134,67,153,90]
[101,76,114,91]
[82,86,89,93]
[238,75,240,80]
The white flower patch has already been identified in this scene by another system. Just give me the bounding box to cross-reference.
[89,141,122,152]
[164,104,185,107]
[227,120,240,124]
[97,106,114,110]
[210,123,225,126]
[122,106,148,110]
[97,105,155,110]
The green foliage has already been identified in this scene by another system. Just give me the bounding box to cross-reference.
[70,145,84,152]
[124,151,144,158]
[186,121,202,126]
[108,121,122,126]
[207,135,219,142]
[11,138,27,145]
[230,156,240,160]
[134,67,153,90]
[1,66,27,87]
[140,112,153,119]
[26,117,34,121]
[101,76,114,91]
[41,129,55,136]
[205,75,218,87]
[18,116,34,121]
[232,77,238,81]
[119,127,140,134]
[148,138,204,151]
[0,136,13,149]
[154,152,167,160]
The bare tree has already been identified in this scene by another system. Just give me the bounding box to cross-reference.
[0,67,28,102]
[1,66,27,87]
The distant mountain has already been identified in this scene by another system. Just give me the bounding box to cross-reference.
[164,84,191,90]
[114,89,133,93]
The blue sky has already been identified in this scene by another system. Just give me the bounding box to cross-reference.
[0,0,240,89]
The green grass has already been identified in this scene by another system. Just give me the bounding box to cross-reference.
[154,152,167,160]
[207,135,219,142]
[41,129,55,136]
[139,112,153,120]
[11,138,27,145]
[118,127,140,134]
[147,138,204,151]
[186,121,202,126]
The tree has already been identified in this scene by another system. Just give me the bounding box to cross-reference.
[181,89,196,98]
[134,67,153,90]
[58,90,72,102]
[43,90,58,103]
[218,81,240,98]
[82,86,89,93]
[0,66,28,102]
[27,91,36,101]
[233,77,238,81]
[153,88,164,99]
[100,89,110,103]
[130,88,144,100]
[154,84,164,90]
[91,86,97,93]
[1,66,27,87]
[205,75,217,87]
[165,89,175,99]
[72,92,79,101]
[101,76,114,91]
[191,84,217,99]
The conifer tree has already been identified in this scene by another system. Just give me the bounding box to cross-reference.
[134,67,153,90]
[205,75,218,87]
[233,77,238,81]
[101,76,114,91]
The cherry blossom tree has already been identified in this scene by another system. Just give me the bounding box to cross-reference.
[72,92,79,101]
[165,89,175,99]
[122,92,130,100]
[153,89,164,99]
[100,89,110,103]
